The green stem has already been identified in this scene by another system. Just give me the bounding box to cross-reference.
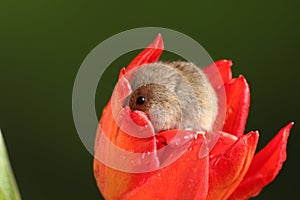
[0,130,22,200]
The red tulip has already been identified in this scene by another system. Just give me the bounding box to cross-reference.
[94,34,293,200]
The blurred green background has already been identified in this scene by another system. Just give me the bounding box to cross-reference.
[1,0,299,199]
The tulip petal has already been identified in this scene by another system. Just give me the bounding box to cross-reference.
[203,60,233,134]
[203,59,233,90]
[207,131,259,200]
[215,59,233,83]
[94,104,201,199]
[126,34,164,71]
[209,131,238,157]
[120,136,209,200]
[94,102,159,199]
[130,110,150,127]
[118,67,126,80]
[223,76,250,137]
[94,31,293,200]
[228,123,293,200]
[94,35,165,199]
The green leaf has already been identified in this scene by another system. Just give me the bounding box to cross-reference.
[0,130,21,200]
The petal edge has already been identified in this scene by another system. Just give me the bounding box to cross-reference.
[208,131,259,200]
[228,123,293,200]
[126,34,164,71]
[223,76,250,137]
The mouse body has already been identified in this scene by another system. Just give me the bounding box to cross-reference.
[127,62,217,133]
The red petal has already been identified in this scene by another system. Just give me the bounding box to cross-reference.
[94,36,165,199]
[126,34,164,71]
[118,67,126,80]
[228,123,293,200]
[203,60,233,133]
[94,103,206,199]
[215,59,233,83]
[120,136,209,200]
[203,59,233,89]
[130,110,150,127]
[222,76,250,137]
[94,102,158,199]
[207,131,259,200]
[209,131,238,157]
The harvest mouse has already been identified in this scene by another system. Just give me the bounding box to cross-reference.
[125,62,218,133]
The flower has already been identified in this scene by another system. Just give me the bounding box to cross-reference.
[93,34,293,200]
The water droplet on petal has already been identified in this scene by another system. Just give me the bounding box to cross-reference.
[141,153,146,159]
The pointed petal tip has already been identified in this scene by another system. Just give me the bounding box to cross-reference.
[215,59,233,68]
[224,59,233,65]
[274,122,293,143]
[118,67,126,80]
[235,75,250,91]
[281,122,294,140]
[126,34,164,71]
[156,33,162,40]
[223,75,250,137]
[228,123,293,200]
[237,74,245,79]
[149,33,164,50]
[245,131,260,145]
[287,122,294,130]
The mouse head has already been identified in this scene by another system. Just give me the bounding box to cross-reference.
[129,83,182,133]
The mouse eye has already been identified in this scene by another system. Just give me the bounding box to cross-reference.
[136,96,146,105]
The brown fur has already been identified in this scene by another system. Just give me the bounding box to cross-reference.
[127,62,217,133]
